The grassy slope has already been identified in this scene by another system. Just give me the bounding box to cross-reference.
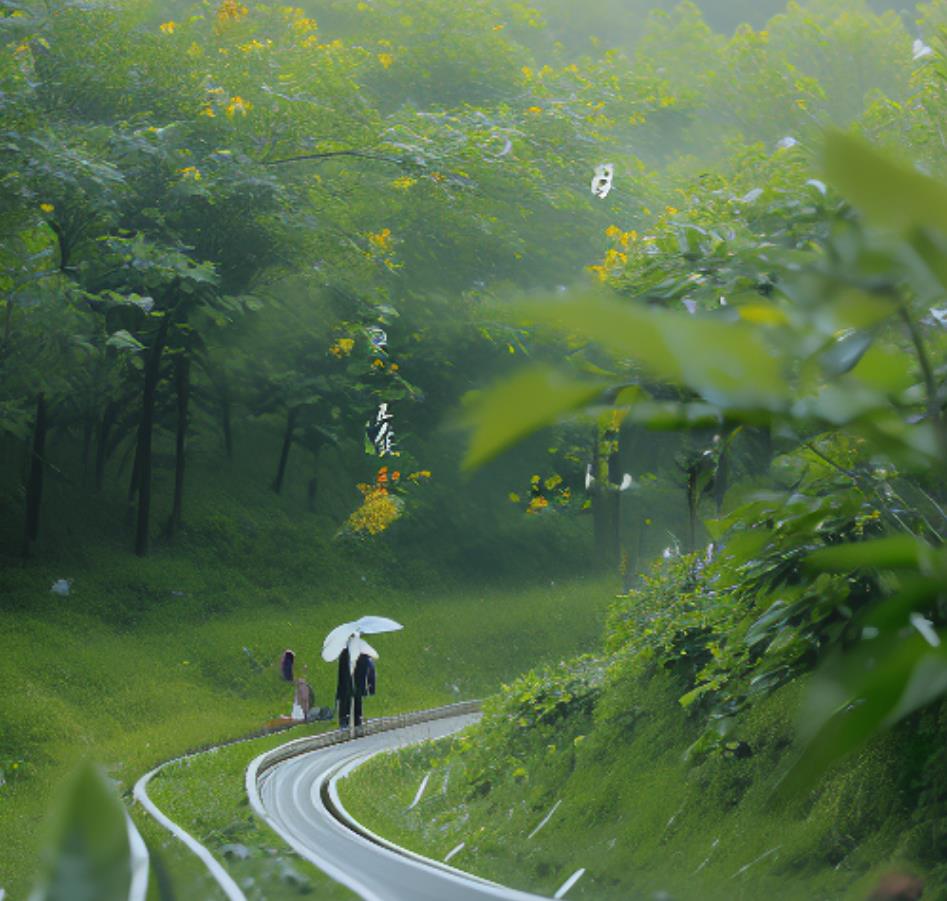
[340,667,947,900]
[0,430,606,898]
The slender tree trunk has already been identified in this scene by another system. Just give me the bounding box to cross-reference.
[273,406,299,494]
[95,401,118,493]
[127,435,141,504]
[220,387,233,461]
[168,353,190,541]
[22,392,47,557]
[135,318,170,557]
[714,437,730,516]
[3,296,13,349]
[80,415,93,481]
[592,423,621,569]
[686,467,699,554]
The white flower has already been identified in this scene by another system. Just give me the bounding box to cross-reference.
[591,163,614,199]
[913,39,933,61]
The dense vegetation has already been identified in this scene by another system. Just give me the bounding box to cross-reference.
[2,0,946,898]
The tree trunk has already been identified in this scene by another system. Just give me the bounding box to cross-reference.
[220,387,233,461]
[168,353,190,541]
[273,406,299,494]
[22,392,47,557]
[95,401,119,493]
[134,318,170,557]
[686,467,699,554]
[3,295,14,349]
[80,415,94,481]
[127,433,142,504]
[592,422,621,569]
[714,436,730,516]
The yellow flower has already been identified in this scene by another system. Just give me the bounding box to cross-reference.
[665,206,679,216]
[367,227,392,250]
[526,105,543,114]
[199,106,216,117]
[527,495,549,514]
[225,96,252,118]
[605,225,622,239]
[329,337,355,358]
[372,358,385,369]
[293,16,317,33]
[238,38,267,53]
[346,487,401,535]
[389,362,400,372]
[216,0,248,25]
[795,98,808,110]
[493,23,505,31]
[39,203,55,213]
[521,65,533,80]
[159,21,176,34]
[587,263,608,283]
[177,166,202,180]
[377,52,394,69]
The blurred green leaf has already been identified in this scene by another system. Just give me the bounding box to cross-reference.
[779,634,947,797]
[521,293,790,409]
[461,365,602,470]
[806,535,931,572]
[825,131,947,236]
[820,331,872,377]
[105,330,145,353]
[33,761,133,901]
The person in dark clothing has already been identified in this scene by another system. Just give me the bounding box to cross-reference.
[336,647,376,728]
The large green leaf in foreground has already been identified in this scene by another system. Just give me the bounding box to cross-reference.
[32,762,133,901]
[825,130,947,236]
[462,365,603,469]
[520,293,791,410]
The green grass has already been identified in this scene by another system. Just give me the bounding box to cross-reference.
[339,667,945,900]
[0,420,606,897]
[0,570,612,898]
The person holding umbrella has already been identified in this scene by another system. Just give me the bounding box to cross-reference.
[322,616,402,736]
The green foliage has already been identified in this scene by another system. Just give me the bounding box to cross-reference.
[31,762,133,901]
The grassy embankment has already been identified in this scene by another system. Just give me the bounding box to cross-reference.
[0,431,605,898]
[341,634,947,900]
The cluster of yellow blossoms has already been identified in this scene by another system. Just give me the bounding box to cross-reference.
[217,0,249,26]
[344,468,431,537]
[329,337,355,358]
[346,486,401,536]
[225,96,252,118]
[367,228,393,251]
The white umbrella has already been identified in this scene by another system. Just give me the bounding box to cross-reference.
[321,615,402,662]
[323,616,401,737]
[346,635,379,674]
